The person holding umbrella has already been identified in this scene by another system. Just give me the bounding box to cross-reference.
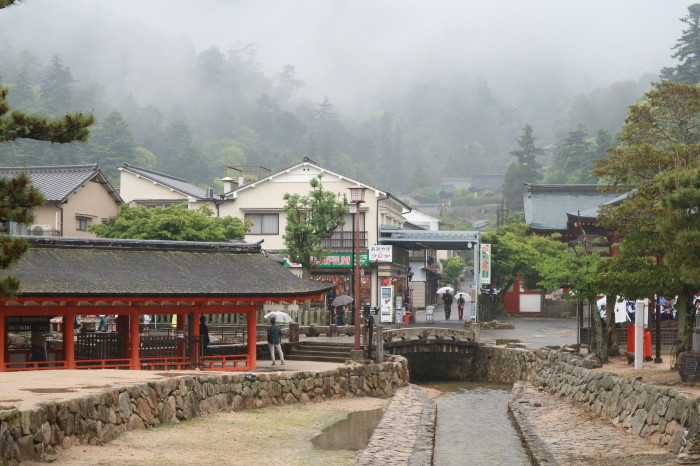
[443,289,453,320]
[267,316,284,366]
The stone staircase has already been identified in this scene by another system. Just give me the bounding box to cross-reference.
[286,340,354,363]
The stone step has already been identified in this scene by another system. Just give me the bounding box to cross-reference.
[290,349,352,358]
[285,354,349,363]
[293,345,352,353]
[297,340,355,348]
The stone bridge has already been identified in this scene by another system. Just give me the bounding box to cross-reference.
[381,326,481,381]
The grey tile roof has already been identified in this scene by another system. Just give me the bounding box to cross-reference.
[4,237,333,298]
[523,184,622,231]
[0,164,106,202]
[120,163,209,199]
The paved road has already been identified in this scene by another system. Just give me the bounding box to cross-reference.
[405,305,579,349]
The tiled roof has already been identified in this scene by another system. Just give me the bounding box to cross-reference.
[120,163,209,199]
[4,237,333,298]
[524,184,622,231]
[0,164,107,202]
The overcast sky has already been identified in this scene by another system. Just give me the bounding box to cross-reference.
[0,0,693,112]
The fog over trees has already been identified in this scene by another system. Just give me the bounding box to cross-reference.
[0,0,694,194]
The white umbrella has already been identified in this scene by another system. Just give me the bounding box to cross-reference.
[330,295,354,307]
[436,286,454,295]
[264,311,294,323]
[455,292,471,301]
[597,297,607,309]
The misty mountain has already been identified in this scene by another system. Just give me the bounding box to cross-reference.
[0,0,684,194]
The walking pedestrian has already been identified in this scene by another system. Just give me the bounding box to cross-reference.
[457,294,465,320]
[443,290,453,320]
[200,315,210,355]
[267,317,284,366]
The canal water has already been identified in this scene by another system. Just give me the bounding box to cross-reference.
[419,381,530,466]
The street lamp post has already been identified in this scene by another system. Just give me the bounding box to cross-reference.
[348,202,357,326]
[348,186,366,351]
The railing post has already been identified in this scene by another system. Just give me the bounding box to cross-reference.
[375,322,383,363]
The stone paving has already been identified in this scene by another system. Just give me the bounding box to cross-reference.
[355,384,435,466]
[509,381,679,465]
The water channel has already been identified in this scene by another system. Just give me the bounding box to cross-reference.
[314,381,530,465]
[421,381,530,465]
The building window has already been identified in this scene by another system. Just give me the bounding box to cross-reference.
[245,213,279,234]
[76,217,90,231]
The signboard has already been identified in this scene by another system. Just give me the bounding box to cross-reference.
[369,245,393,263]
[285,253,369,268]
[480,243,491,285]
[380,286,394,323]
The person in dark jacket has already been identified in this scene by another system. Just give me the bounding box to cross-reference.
[267,317,284,365]
[200,315,210,355]
[443,290,453,320]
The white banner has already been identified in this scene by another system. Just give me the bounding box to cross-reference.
[480,243,491,285]
[369,245,393,262]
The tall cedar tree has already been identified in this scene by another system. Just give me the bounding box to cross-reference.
[502,124,543,212]
[0,1,95,296]
[660,4,700,85]
[594,81,700,352]
[283,175,348,280]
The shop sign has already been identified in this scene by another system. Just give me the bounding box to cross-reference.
[369,245,392,262]
[480,243,491,285]
[283,253,370,268]
[380,286,393,323]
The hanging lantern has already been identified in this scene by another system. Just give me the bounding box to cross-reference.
[382,278,390,286]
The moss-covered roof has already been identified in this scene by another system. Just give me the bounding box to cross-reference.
[3,237,333,298]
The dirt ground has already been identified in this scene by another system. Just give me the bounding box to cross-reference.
[28,397,390,466]
[592,353,700,399]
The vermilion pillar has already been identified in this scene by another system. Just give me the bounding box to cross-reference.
[130,313,141,370]
[64,312,75,369]
[247,309,257,369]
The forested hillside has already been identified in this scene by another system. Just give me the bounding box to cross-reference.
[0,2,679,194]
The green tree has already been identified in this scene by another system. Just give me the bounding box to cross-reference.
[594,81,700,352]
[90,203,250,242]
[537,242,609,359]
[439,256,464,286]
[282,175,348,280]
[481,220,567,293]
[545,125,599,184]
[502,124,544,212]
[660,4,700,85]
[0,1,95,296]
[84,110,138,185]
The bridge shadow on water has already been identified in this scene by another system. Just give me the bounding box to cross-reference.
[382,327,482,383]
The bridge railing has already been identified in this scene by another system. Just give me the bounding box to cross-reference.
[382,326,478,343]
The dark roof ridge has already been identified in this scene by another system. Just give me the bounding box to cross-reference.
[120,163,189,183]
[0,164,98,171]
[20,236,261,253]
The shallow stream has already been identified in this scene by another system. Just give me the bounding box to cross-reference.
[420,381,530,465]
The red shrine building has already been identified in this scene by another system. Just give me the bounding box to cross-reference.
[0,237,331,372]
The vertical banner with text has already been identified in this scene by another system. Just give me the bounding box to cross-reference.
[480,243,491,285]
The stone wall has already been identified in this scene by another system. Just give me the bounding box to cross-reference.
[475,346,697,454]
[0,357,409,465]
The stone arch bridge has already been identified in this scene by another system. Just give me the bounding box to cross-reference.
[381,327,480,381]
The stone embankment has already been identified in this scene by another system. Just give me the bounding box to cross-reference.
[0,357,408,465]
[356,385,435,466]
[510,380,678,465]
[477,346,699,462]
